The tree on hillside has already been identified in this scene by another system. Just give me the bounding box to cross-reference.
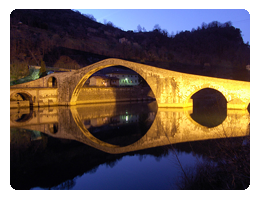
[82,14,97,22]
[39,60,47,77]
[162,29,168,37]
[137,25,142,32]
[153,24,161,33]
[136,25,146,33]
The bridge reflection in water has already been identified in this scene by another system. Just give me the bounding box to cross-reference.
[10,101,250,154]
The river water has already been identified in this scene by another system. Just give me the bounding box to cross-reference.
[10,101,250,190]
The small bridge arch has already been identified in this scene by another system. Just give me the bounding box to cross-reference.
[47,76,58,87]
[185,83,229,104]
[176,72,250,110]
[10,91,34,107]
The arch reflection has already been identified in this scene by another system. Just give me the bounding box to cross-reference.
[75,101,157,147]
[10,101,250,154]
[85,105,156,147]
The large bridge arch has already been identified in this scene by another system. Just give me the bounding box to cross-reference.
[70,59,160,105]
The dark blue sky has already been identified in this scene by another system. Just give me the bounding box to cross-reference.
[76,9,250,44]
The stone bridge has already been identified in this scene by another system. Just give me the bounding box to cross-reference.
[10,58,250,109]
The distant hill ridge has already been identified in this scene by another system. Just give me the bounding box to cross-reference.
[10,9,250,81]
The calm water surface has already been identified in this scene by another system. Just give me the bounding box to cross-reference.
[10,101,250,190]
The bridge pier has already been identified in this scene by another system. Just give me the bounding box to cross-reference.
[227,98,250,110]
[157,97,193,108]
[157,101,193,108]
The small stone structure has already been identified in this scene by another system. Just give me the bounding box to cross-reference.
[106,71,139,86]
[89,75,119,87]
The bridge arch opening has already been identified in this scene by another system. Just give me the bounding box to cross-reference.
[71,63,156,105]
[10,92,34,108]
[190,88,227,128]
[47,76,57,87]
[10,92,34,122]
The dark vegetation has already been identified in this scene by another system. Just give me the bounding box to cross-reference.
[174,135,250,189]
[10,9,249,81]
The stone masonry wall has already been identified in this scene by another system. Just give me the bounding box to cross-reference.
[77,86,155,105]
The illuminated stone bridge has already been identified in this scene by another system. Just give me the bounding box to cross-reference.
[10,58,250,109]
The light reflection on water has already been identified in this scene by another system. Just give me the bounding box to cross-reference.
[71,152,201,190]
[10,101,249,190]
[30,151,202,190]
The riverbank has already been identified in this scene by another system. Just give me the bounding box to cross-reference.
[174,127,250,189]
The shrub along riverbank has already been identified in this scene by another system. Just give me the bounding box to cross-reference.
[174,131,250,189]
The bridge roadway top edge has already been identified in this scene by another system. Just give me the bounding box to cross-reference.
[77,58,250,84]
[10,58,250,89]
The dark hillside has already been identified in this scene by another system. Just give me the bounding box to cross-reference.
[43,47,109,69]
[10,9,249,81]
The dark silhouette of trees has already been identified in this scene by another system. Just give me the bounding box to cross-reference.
[39,60,47,77]
[153,24,161,32]
[10,9,250,81]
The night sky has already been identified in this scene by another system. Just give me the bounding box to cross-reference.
[76,9,250,44]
